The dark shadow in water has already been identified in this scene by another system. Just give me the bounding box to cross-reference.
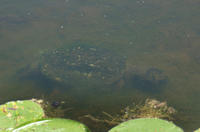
[124,68,168,93]
[15,65,72,93]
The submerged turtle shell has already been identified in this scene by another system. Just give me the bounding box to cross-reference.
[39,44,126,83]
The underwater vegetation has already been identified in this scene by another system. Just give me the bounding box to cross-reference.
[0,99,185,132]
[0,99,90,132]
[80,98,176,127]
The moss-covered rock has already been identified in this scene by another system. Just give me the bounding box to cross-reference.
[109,118,183,132]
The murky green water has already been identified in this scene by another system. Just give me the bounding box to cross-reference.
[1,0,200,131]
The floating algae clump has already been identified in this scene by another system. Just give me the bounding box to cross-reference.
[39,44,126,83]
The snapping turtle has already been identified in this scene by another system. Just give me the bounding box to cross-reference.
[39,44,126,84]
[117,68,169,93]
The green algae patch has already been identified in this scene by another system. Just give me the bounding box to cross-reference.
[0,100,45,131]
[109,118,183,132]
[13,118,91,132]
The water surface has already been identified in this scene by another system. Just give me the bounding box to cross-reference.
[0,0,200,131]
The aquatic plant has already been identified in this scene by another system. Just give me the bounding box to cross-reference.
[13,118,90,132]
[108,118,183,132]
[81,98,176,126]
[0,99,44,131]
[0,99,193,132]
[0,99,90,132]
[41,99,73,118]
[195,128,200,132]
[122,98,176,120]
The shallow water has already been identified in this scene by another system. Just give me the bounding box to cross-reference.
[1,0,200,131]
